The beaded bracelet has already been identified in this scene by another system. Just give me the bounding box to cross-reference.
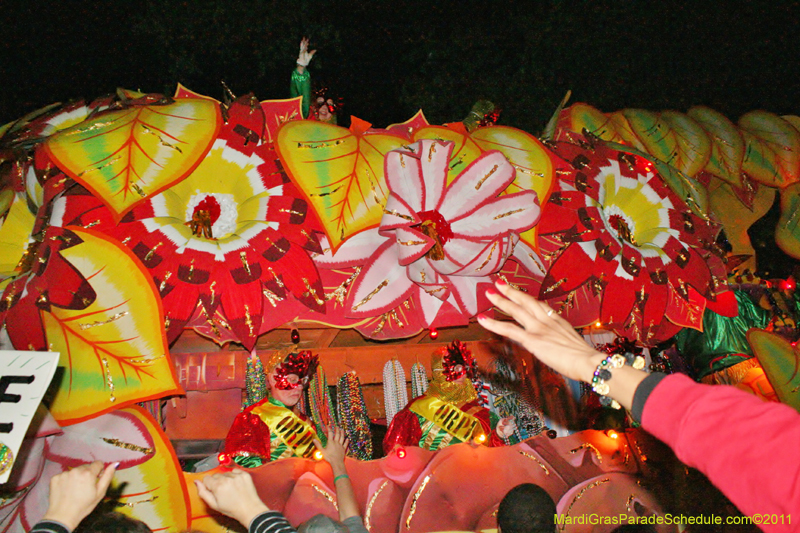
[591,354,625,409]
[591,351,647,409]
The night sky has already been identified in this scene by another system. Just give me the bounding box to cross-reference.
[2,0,800,273]
[3,1,799,128]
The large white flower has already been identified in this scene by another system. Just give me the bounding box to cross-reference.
[316,139,540,325]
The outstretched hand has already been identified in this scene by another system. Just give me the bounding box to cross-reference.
[478,281,648,410]
[313,427,349,471]
[478,281,599,383]
[195,469,270,527]
[42,461,117,531]
[297,37,316,67]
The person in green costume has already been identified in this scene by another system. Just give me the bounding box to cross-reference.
[291,38,337,124]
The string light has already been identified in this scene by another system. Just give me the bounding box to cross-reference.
[429,328,439,339]
[396,446,407,459]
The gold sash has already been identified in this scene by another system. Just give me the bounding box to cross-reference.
[250,402,317,459]
[410,395,483,442]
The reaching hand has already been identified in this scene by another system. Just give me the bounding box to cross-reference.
[41,461,117,531]
[478,280,648,411]
[313,427,349,471]
[478,281,600,383]
[195,469,270,527]
[496,416,517,439]
[296,37,316,67]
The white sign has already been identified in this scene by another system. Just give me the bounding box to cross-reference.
[0,351,60,483]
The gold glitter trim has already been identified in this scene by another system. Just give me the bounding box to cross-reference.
[475,241,498,272]
[427,142,437,161]
[140,124,183,153]
[303,278,325,306]
[244,305,254,336]
[102,438,155,455]
[475,164,498,190]
[116,495,159,508]
[240,252,252,276]
[405,474,431,529]
[325,268,360,306]
[158,271,173,292]
[263,288,281,307]
[131,183,146,198]
[512,164,544,178]
[77,156,121,177]
[310,184,344,197]
[84,219,101,228]
[101,357,116,402]
[518,450,550,475]
[353,280,388,310]
[297,139,345,149]
[494,208,525,220]
[268,267,286,288]
[559,478,610,531]
[311,484,338,510]
[64,119,118,136]
[279,208,303,217]
[398,239,427,246]
[365,480,388,531]
[383,208,415,221]
[570,443,603,463]
[79,311,128,330]
[128,354,165,365]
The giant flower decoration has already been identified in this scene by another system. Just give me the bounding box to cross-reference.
[52,94,325,349]
[538,135,728,344]
[315,139,539,326]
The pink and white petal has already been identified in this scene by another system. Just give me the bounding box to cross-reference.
[417,139,453,211]
[17,458,65,531]
[394,227,434,266]
[348,241,415,316]
[416,288,447,327]
[448,238,509,276]
[450,191,540,238]
[511,240,547,278]
[45,410,155,469]
[314,229,387,268]
[435,238,492,275]
[385,148,425,212]
[407,261,450,301]
[439,151,515,220]
[448,275,494,316]
[380,193,420,232]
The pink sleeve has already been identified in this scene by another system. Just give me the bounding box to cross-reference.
[642,373,800,523]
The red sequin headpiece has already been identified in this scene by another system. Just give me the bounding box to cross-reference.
[272,350,319,390]
[439,340,476,381]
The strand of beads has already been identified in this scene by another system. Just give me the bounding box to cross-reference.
[336,372,373,460]
[411,362,428,397]
[383,359,407,425]
[244,353,267,408]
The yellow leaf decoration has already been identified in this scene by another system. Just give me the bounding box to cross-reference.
[276,120,407,252]
[708,176,775,271]
[111,406,191,532]
[739,110,800,188]
[471,126,554,250]
[687,106,745,187]
[413,125,484,184]
[44,98,222,221]
[776,182,800,260]
[0,193,35,279]
[560,103,629,145]
[42,228,182,425]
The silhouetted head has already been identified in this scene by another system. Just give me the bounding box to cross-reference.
[497,483,556,533]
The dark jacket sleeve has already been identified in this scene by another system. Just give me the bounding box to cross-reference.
[29,521,72,533]
[640,372,800,528]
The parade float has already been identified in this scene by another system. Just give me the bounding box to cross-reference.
[1,84,799,532]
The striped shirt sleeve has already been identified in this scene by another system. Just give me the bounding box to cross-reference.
[249,511,297,533]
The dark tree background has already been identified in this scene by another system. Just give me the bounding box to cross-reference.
[2,0,799,273]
